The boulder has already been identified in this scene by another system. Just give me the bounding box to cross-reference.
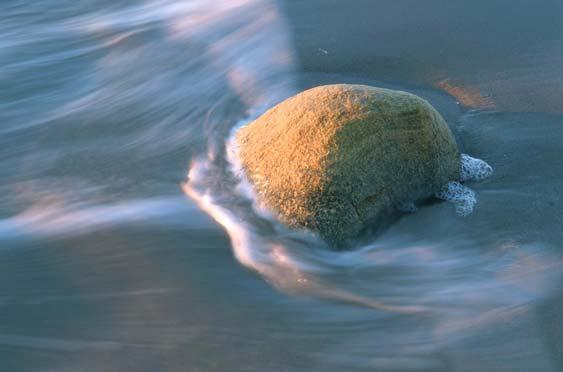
[235,84,460,244]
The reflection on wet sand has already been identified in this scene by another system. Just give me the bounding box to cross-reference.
[436,79,494,109]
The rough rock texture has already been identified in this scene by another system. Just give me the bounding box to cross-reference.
[236,84,460,244]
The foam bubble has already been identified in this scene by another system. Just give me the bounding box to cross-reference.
[460,153,493,182]
[435,153,493,215]
[435,181,477,216]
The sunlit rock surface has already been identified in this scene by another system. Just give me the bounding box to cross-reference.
[236,84,460,244]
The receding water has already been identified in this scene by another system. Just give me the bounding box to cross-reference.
[1,1,563,371]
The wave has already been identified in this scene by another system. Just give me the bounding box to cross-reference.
[0,0,295,242]
[186,116,561,315]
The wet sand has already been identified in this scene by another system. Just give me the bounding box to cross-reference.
[284,0,563,113]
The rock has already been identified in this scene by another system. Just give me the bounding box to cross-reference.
[235,84,460,245]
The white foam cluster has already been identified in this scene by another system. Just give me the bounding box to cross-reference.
[435,181,477,216]
[460,153,493,182]
[435,153,493,216]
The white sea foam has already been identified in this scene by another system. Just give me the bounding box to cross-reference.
[436,181,477,215]
[460,153,494,182]
[436,153,493,215]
